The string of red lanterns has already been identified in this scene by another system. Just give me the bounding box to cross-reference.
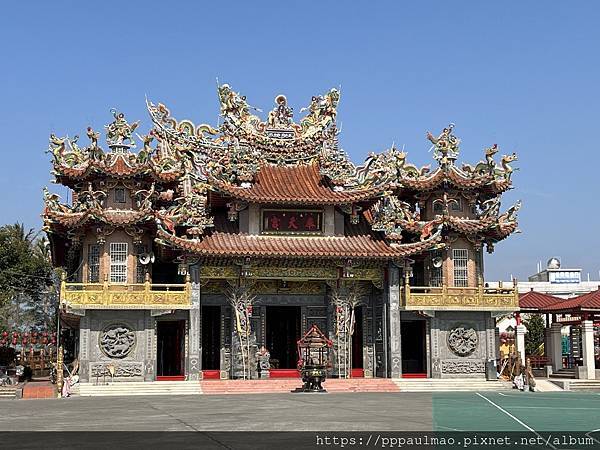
[0,330,56,348]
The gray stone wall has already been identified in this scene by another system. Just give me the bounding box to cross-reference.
[79,310,154,383]
[430,311,494,379]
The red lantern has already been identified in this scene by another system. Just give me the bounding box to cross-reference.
[43,331,48,337]
[12,331,18,338]
[23,333,29,338]
[2,331,7,338]
[12,338,17,346]
[42,337,48,345]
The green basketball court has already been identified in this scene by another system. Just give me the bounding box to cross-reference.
[434,391,600,433]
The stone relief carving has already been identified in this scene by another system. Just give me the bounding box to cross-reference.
[441,360,484,373]
[99,324,136,358]
[447,324,478,357]
[91,362,143,378]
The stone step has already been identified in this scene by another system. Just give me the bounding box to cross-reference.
[0,387,16,399]
[568,381,600,391]
[200,378,400,394]
[78,381,202,397]
[393,379,512,392]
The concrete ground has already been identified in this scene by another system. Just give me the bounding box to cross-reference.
[1,392,599,449]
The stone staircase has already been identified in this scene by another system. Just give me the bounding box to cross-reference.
[550,368,577,379]
[200,378,400,395]
[0,386,17,399]
[77,381,202,397]
[393,378,512,392]
[568,380,600,391]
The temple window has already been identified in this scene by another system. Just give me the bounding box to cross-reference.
[450,198,462,212]
[109,242,128,283]
[114,188,126,203]
[452,248,469,287]
[87,244,100,283]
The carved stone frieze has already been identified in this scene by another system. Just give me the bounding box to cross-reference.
[441,360,484,374]
[90,362,143,378]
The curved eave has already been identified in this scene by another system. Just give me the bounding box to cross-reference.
[399,167,511,193]
[155,225,443,260]
[43,208,155,229]
[52,157,183,184]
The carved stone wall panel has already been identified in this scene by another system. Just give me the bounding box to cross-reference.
[431,311,490,378]
[90,362,144,379]
[441,360,485,374]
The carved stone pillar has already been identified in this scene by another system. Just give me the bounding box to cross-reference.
[79,314,90,382]
[580,320,596,380]
[187,280,201,381]
[550,322,563,372]
[387,264,402,378]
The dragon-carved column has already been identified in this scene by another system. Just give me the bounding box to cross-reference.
[187,264,201,380]
[387,264,402,378]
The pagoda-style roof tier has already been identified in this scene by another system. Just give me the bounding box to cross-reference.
[397,165,512,194]
[52,153,183,185]
[44,206,154,229]
[42,182,157,231]
[48,110,184,186]
[397,215,518,243]
[155,216,443,261]
[212,163,382,205]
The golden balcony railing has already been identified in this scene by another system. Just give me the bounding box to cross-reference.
[403,280,519,311]
[60,276,191,310]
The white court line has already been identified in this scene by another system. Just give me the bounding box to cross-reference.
[476,393,557,450]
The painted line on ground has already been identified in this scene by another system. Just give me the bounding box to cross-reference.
[476,393,557,450]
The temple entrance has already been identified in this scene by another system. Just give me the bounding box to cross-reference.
[157,320,185,380]
[351,306,364,377]
[401,320,427,377]
[202,306,221,374]
[266,306,301,371]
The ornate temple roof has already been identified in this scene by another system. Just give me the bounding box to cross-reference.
[212,163,381,205]
[44,85,522,261]
[156,216,443,260]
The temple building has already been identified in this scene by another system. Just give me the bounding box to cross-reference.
[43,85,521,383]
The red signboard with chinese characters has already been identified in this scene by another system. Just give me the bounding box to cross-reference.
[262,209,323,234]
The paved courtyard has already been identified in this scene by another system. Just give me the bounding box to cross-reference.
[1,392,600,449]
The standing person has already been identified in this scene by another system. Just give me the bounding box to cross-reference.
[525,357,536,392]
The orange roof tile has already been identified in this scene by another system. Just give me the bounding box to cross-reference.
[156,218,442,260]
[212,163,381,205]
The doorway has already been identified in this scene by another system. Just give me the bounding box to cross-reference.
[351,306,364,377]
[157,320,185,379]
[266,306,301,370]
[401,320,427,376]
[202,306,221,372]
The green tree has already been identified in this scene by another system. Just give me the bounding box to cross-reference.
[524,314,546,356]
[0,223,56,331]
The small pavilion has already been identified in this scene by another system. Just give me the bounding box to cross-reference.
[517,289,600,379]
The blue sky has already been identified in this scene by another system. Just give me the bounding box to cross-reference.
[1,1,599,281]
